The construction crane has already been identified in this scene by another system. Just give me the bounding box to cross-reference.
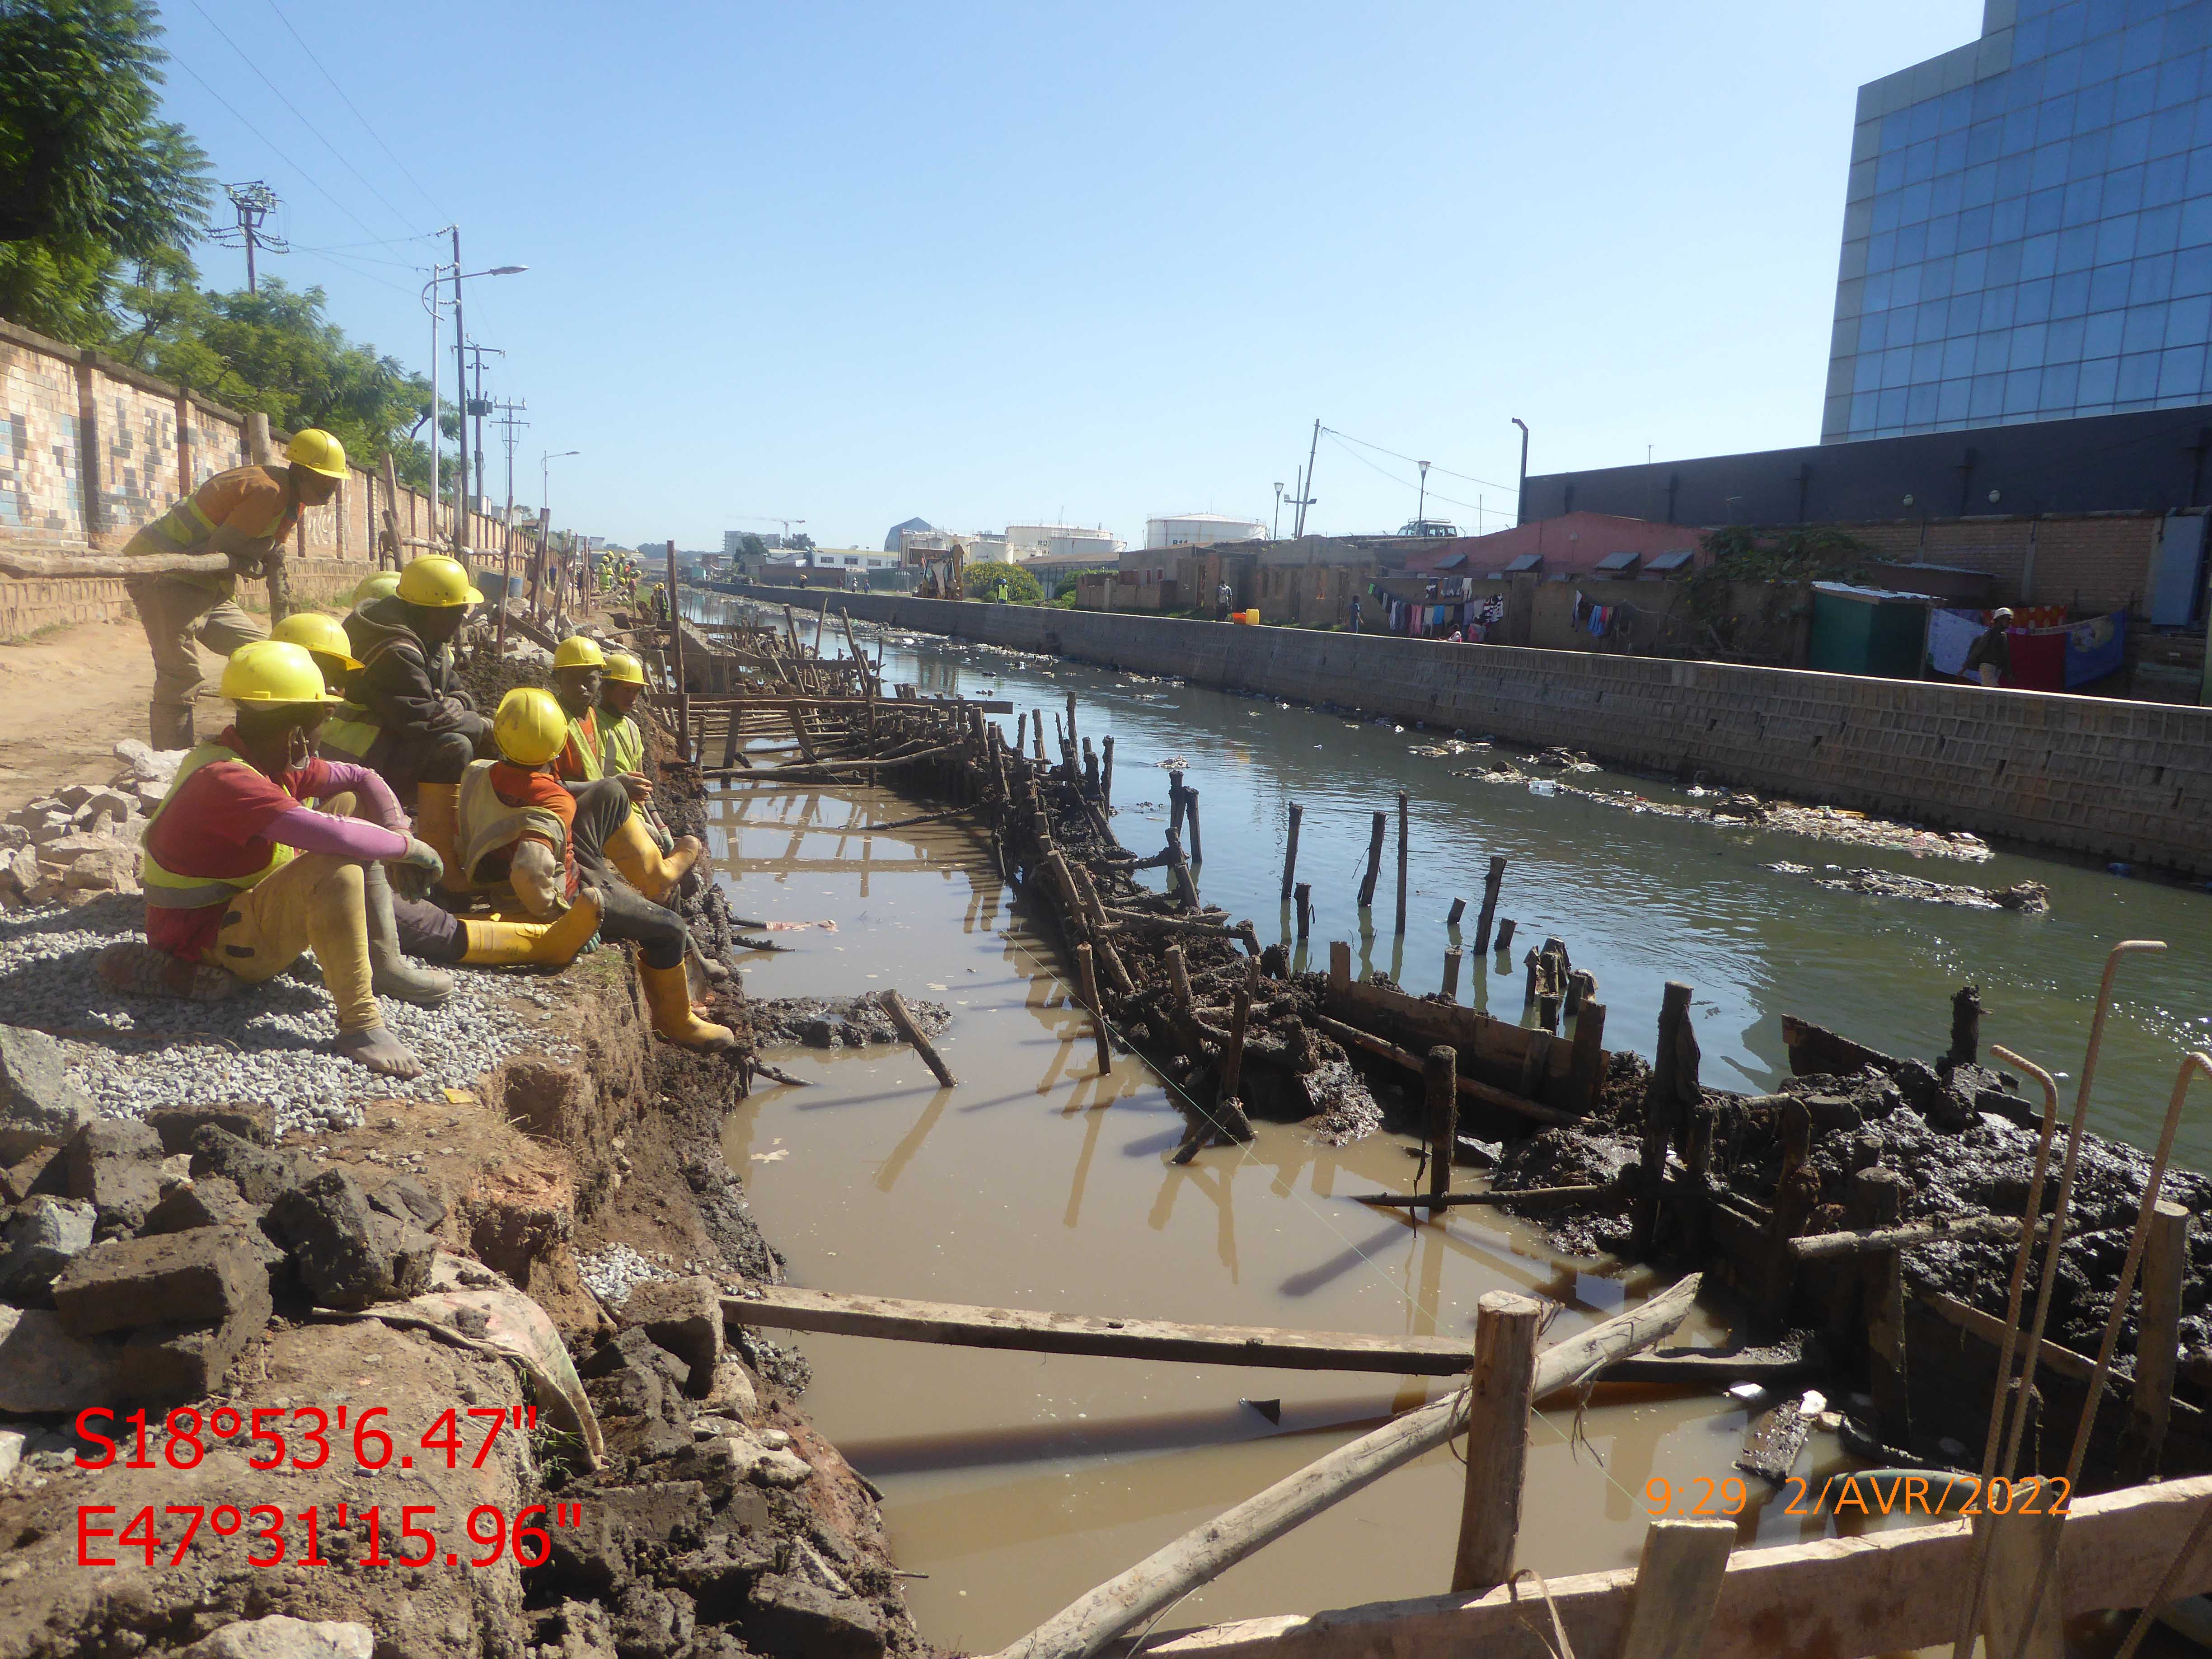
[728,515,806,548]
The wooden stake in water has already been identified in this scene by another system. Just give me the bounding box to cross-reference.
[1100,736,1115,808]
[1445,896,1467,929]
[1076,943,1111,1078]
[1474,854,1508,953]
[1450,1291,1540,1595]
[1294,881,1312,941]
[1356,811,1386,910]
[1186,787,1203,865]
[1425,1045,1458,1213]
[1394,790,1409,936]
[1492,917,1517,958]
[1281,803,1303,900]
[1442,947,1462,1002]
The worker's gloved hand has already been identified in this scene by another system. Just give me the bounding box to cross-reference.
[396,837,445,882]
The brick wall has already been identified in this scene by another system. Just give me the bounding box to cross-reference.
[1842,514,2160,615]
[0,559,384,641]
[0,334,82,535]
[747,587,2212,877]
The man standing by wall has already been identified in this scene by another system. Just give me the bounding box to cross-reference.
[1964,607,2013,687]
[120,429,350,748]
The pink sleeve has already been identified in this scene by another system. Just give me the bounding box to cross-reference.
[312,760,408,834]
[265,805,410,861]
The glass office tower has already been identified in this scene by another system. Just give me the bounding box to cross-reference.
[1825,0,2212,443]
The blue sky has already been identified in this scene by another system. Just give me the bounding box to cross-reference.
[152,1,1985,551]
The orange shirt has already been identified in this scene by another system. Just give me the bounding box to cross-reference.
[131,465,300,591]
[480,762,578,899]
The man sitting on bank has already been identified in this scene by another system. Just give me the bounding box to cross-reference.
[108,642,451,1076]
[456,688,732,1051]
[596,650,684,856]
[548,635,699,901]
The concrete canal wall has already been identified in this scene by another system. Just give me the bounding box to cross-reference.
[727,587,2212,878]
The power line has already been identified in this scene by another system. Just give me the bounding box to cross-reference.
[184,0,419,235]
[260,0,448,221]
[1322,432,1488,519]
[166,51,388,244]
[1324,426,1520,496]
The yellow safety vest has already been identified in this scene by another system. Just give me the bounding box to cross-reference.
[562,712,604,782]
[457,761,571,887]
[139,743,296,909]
[600,712,643,778]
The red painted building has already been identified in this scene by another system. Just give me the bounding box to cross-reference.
[1404,511,1703,581]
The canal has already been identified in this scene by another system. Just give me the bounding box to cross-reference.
[697,596,2212,1652]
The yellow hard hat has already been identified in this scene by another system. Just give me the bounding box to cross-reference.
[397,554,484,608]
[220,640,343,706]
[285,428,349,480]
[272,611,363,670]
[602,650,646,686]
[353,571,402,605]
[493,687,568,767]
[553,635,606,670]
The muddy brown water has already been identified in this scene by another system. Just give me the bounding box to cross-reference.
[707,603,2212,1653]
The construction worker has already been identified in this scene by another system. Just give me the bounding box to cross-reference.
[549,637,699,898]
[598,650,679,854]
[106,641,448,1076]
[321,556,490,881]
[353,570,403,606]
[121,428,350,749]
[272,611,362,698]
[456,689,731,1050]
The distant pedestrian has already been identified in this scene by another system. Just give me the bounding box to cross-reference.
[1216,580,1233,621]
[1348,596,1362,634]
[997,577,1009,604]
[1964,607,2013,687]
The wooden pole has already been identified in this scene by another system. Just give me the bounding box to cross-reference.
[1857,1167,1911,1449]
[379,450,402,572]
[1218,962,1257,1141]
[1394,790,1409,936]
[1075,944,1111,1078]
[1493,918,1516,957]
[1281,802,1303,900]
[2123,1199,2190,1481]
[665,539,690,759]
[1616,1521,1736,1659]
[1294,881,1312,941]
[882,989,956,1088]
[1357,811,1387,910]
[1034,710,1045,762]
[1016,711,1028,755]
[1442,947,1462,1002]
[990,1275,1704,1659]
[1450,1291,1540,1594]
[1066,691,1078,753]
[1186,787,1203,866]
[496,521,512,658]
[1425,1046,1458,1214]
[1474,854,1508,953]
[1100,735,1114,808]
[1446,896,1467,929]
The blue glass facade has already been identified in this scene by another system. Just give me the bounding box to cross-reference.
[1824,0,2212,443]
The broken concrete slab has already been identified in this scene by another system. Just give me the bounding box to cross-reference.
[0,1026,96,1162]
[53,1230,268,1338]
[61,1117,164,1236]
[266,1169,427,1309]
[619,1274,723,1396]
[745,1575,887,1659]
[189,1125,294,1203]
[0,1305,127,1413]
[364,1171,447,1232]
[0,1195,95,1307]
[183,1615,375,1659]
[145,1103,273,1156]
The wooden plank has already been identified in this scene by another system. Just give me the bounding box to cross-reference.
[1135,1473,2212,1659]
[1976,1507,2067,1659]
[672,695,1013,713]
[721,1284,1476,1374]
[2125,1199,2190,1481]
[1329,978,1585,1084]
[1617,1520,1734,1659]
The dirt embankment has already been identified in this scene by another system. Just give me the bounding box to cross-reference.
[0,614,925,1659]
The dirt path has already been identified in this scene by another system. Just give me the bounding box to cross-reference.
[0,617,165,817]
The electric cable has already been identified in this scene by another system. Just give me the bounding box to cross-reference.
[166,52,389,244]
[185,0,420,234]
[261,0,449,220]
[1325,426,1522,496]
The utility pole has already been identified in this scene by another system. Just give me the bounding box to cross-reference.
[1512,417,1531,526]
[490,399,529,528]
[450,227,468,552]
[1294,418,1321,538]
[216,182,286,293]
[1285,465,1315,540]
[1272,482,1284,540]
[464,342,505,510]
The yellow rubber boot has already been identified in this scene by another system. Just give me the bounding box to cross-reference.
[415,782,470,895]
[640,960,735,1052]
[607,808,701,904]
[458,890,604,968]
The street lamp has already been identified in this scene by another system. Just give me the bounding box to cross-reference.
[1272,482,1284,540]
[1417,460,1430,531]
[421,251,527,545]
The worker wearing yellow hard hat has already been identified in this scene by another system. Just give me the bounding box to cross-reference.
[119,427,353,749]
[99,640,454,1076]
[450,687,731,1050]
[548,635,698,902]
[321,553,493,884]
[272,611,363,697]
[597,650,685,862]
[353,570,403,606]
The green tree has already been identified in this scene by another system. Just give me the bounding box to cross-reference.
[119,276,433,483]
[0,0,208,339]
[963,561,1043,604]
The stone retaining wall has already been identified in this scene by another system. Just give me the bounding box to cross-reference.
[1,560,384,641]
[735,586,2212,877]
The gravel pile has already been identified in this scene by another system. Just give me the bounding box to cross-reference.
[574,1242,674,1305]
[0,894,575,1137]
